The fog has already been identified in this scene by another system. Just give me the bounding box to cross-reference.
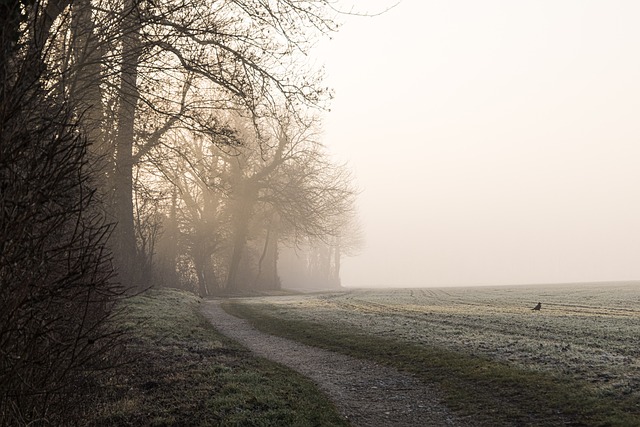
[320,1,640,287]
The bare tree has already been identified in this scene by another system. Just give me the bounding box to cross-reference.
[136,106,358,293]
[220,111,357,291]
[53,0,340,287]
[271,122,361,290]
[133,167,165,284]
[156,128,236,296]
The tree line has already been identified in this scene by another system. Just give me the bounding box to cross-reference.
[145,110,362,296]
[0,0,359,424]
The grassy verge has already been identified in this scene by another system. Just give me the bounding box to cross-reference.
[84,289,348,426]
[224,301,640,427]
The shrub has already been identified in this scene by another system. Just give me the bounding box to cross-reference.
[0,19,124,425]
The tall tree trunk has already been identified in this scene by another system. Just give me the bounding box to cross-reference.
[225,204,252,291]
[113,0,141,287]
[266,227,280,289]
[1,0,69,95]
[70,0,109,178]
[332,236,341,288]
[162,186,179,285]
[254,222,281,290]
[193,247,208,297]
[192,232,219,297]
[254,227,270,289]
[152,185,179,288]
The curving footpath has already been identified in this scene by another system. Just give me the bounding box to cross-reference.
[201,300,470,427]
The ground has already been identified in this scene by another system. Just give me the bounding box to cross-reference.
[201,300,472,427]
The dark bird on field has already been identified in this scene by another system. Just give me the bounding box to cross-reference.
[532,302,541,311]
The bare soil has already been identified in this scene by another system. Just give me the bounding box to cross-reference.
[201,300,471,427]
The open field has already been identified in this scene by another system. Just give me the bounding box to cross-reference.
[226,281,640,425]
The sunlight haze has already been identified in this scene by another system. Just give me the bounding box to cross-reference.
[319,0,640,287]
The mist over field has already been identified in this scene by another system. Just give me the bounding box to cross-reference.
[320,1,640,288]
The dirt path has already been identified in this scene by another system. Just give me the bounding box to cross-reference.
[201,301,470,427]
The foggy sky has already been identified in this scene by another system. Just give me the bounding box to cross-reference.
[318,1,640,287]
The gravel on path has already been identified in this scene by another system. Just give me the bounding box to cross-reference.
[201,300,471,427]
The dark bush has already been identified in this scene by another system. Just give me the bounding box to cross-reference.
[0,22,124,426]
